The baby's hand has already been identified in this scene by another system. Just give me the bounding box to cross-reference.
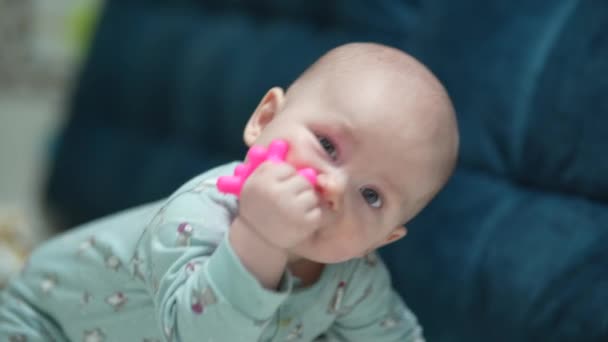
[217,140,317,196]
[238,161,322,250]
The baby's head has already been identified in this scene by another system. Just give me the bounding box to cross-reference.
[243,42,459,263]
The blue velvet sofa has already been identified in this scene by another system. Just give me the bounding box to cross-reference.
[45,1,608,340]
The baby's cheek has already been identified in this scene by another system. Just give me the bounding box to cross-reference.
[333,226,369,258]
[288,150,319,175]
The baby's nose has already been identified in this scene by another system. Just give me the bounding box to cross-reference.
[317,172,346,212]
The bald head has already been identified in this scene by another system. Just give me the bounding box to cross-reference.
[290,43,440,91]
[288,43,459,199]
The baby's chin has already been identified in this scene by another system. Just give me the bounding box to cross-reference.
[289,243,359,265]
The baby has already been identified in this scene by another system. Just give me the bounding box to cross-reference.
[0,42,458,341]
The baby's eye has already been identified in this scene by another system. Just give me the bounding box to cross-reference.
[360,187,382,208]
[316,135,338,161]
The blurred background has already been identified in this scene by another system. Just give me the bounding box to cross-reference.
[1,1,607,341]
[0,0,101,281]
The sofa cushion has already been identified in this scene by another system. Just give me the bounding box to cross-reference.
[381,167,608,341]
[414,1,608,201]
[519,0,608,201]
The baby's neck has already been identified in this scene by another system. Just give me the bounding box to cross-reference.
[287,258,325,287]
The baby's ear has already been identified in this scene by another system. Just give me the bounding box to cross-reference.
[244,87,285,146]
[378,226,408,248]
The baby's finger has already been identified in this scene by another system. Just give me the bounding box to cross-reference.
[255,161,296,182]
[303,206,322,229]
[294,188,320,212]
[282,173,315,195]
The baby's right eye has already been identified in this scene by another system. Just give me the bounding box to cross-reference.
[316,134,338,161]
[360,187,383,208]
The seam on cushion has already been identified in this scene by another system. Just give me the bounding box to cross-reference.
[510,0,580,168]
[459,164,608,207]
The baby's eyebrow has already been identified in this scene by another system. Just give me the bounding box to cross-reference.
[331,115,357,150]
[378,173,408,211]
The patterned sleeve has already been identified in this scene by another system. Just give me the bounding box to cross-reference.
[135,183,294,341]
[317,254,425,342]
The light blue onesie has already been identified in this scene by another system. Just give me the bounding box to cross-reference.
[0,163,424,341]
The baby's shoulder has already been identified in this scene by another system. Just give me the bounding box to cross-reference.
[152,162,240,225]
[323,253,392,316]
[339,252,388,282]
[336,253,391,295]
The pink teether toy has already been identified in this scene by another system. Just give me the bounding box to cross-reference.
[217,139,317,196]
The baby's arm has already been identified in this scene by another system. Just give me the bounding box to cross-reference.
[317,254,425,342]
[136,183,293,341]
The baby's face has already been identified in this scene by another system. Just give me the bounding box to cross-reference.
[245,76,453,264]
